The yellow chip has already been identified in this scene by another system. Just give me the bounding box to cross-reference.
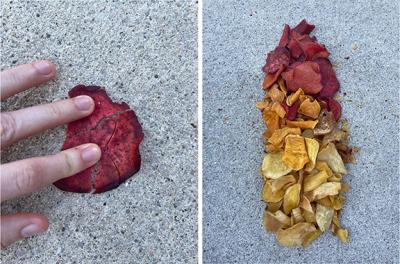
[316,204,334,232]
[317,143,347,174]
[262,152,292,179]
[276,222,316,247]
[283,183,301,214]
[303,171,329,192]
[304,138,319,172]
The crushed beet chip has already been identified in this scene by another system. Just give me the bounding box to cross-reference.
[54,85,144,193]
[263,47,291,74]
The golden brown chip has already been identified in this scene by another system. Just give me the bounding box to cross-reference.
[278,77,287,93]
[335,228,349,243]
[292,207,305,224]
[315,161,333,177]
[286,120,318,129]
[262,180,285,203]
[282,135,310,170]
[328,173,343,182]
[262,152,292,179]
[256,101,269,110]
[316,196,333,208]
[265,143,282,153]
[303,171,329,192]
[302,229,322,247]
[341,183,350,192]
[263,209,290,232]
[271,174,297,193]
[310,182,342,201]
[302,209,316,223]
[316,204,334,232]
[317,143,347,174]
[271,102,287,118]
[322,127,348,145]
[313,110,335,135]
[283,183,301,214]
[286,88,304,106]
[300,196,313,213]
[267,201,283,213]
[304,138,319,172]
[298,98,321,119]
[268,84,285,103]
[276,222,317,247]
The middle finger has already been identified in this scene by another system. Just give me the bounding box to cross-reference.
[1,96,94,148]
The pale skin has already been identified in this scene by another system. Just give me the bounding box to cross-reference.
[0,60,101,248]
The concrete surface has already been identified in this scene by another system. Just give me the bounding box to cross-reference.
[203,0,399,263]
[1,1,197,263]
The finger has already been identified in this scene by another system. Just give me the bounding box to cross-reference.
[0,143,101,202]
[0,96,94,148]
[0,60,56,101]
[1,213,48,249]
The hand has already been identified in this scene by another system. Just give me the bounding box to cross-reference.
[0,61,101,248]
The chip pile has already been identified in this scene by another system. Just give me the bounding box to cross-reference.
[257,20,358,247]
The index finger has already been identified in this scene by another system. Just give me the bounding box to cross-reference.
[0,60,56,101]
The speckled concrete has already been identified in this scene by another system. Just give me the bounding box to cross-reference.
[203,0,399,263]
[1,1,197,263]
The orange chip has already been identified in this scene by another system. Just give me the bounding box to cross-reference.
[298,98,321,119]
[268,127,302,146]
[268,84,285,103]
[262,109,280,138]
[286,120,318,129]
[282,135,310,170]
[286,88,304,106]
[271,102,287,118]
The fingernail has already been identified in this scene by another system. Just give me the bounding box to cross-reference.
[20,224,45,238]
[32,60,53,75]
[74,96,93,111]
[81,146,101,163]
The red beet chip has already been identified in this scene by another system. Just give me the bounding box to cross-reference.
[314,58,340,98]
[278,24,291,47]
[281,61,323,94]
[262,47,290,74]
[327,98,342,121]
[54,85,144,193]
[292,19,315,35]
[284,101,300,121]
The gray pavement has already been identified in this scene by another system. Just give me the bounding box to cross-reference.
[203,0,399,263]
[1,0,197,263]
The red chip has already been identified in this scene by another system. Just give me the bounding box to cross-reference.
[292,19,315,35]
[262,47,290,74]
[314,58,340,99]
[278,24,291,47]
[54,85,144,193]
[327,98,342,121]
[281,61,323,94]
